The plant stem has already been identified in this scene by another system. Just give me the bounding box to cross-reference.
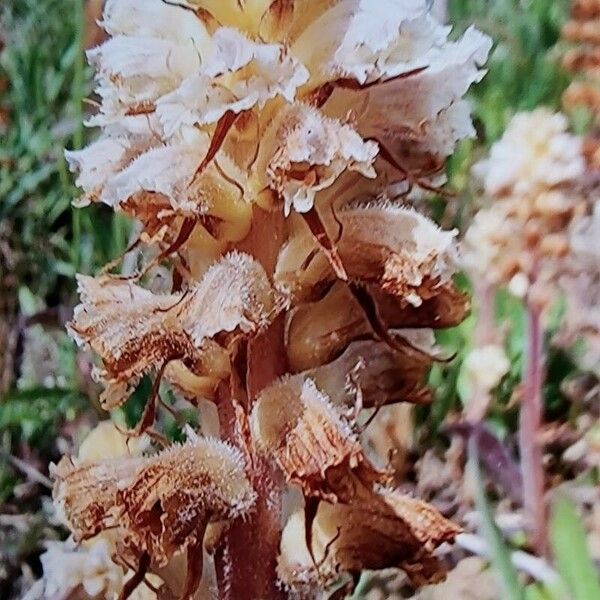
[214,208,288,600]
[71,0,85,272]
[519,302,547,555]
[215,382,285,600]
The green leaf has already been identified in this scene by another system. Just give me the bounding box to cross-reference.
[550,497,600,600]
[524,583,553,600]
[469,437,525,600]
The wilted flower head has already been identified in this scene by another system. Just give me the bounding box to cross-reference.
[68,251,273,408]
[56,1,492,597]
[53,430,254,597]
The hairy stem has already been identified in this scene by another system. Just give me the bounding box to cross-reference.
[214,208,288,600]
[215,385,285,600]
[519,303,547,555]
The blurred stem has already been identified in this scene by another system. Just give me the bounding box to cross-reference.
[72,0,85,151]
[519,302,547,556]
[71,0,85,271]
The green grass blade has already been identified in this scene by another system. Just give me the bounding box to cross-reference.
[550,497,600,600]
[469,437,525,600]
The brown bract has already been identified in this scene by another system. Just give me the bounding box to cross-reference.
[278,483,461,591]
[68,252,275,409]
[250,376,384,500]
[53,433,255,596]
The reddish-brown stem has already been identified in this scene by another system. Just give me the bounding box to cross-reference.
[519,302,547,556]
[215,387,285,600]
[214,207,288,600]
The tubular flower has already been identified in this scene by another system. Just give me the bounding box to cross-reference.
[56,1,491,598]
[53,431,255,597]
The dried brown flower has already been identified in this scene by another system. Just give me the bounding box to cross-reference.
[278,485,460,591]
[68,252,274,408]
[250,376,384,501]
[275,203,459,305]
[53,432,255,598]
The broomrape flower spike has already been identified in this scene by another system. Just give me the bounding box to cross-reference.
[462,107,599,555]
[53,1,491,598]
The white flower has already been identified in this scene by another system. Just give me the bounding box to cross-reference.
[41,538,123,599]
[508,272,530,299]
[462,344,510,393]
[68,0,491,220]
[461,204,515,282]
[156,28,310,138]
[474,109,585,197]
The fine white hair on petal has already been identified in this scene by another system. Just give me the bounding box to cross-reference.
[275,201,459,301]
[184,250,275,343]
[88,35,201,84]
[67,252,273,408]
[256,102,378,215]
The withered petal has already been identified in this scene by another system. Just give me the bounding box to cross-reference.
[285,282,466,372]
[53,432,255,569]
[278,485,460,591]
[68,252,274,409]
[250,376,383,500]
[275,201,459,306]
